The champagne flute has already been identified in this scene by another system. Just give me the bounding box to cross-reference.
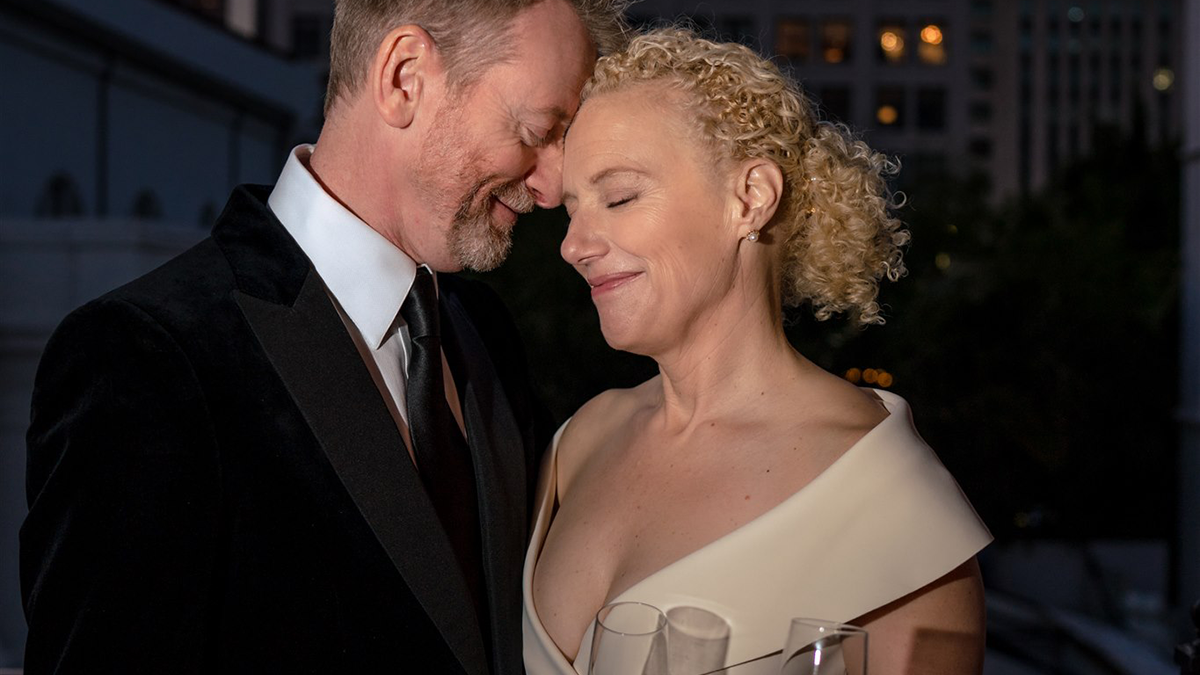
[666,605,730,674]
[779,618,868,675]
[589,601,670,675]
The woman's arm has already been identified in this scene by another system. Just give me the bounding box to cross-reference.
[853,558,987,675]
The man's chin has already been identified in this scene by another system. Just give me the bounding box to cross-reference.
[450,220,512,272]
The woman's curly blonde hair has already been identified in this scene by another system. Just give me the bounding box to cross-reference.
[582,28,909,325]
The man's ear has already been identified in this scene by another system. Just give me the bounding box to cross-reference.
[370,25,439,129]
[731,159,784,238]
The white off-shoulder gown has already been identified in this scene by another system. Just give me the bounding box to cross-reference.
[522,389,993,675]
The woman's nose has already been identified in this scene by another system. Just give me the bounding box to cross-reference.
[560,212,606,266]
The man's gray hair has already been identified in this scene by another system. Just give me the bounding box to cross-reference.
[325,0,631,115]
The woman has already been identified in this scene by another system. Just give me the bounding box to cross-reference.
[523,29,992,674]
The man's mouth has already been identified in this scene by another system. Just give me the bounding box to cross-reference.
[490,196,519,226]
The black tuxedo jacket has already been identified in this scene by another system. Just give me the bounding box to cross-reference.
[21,185,550,674]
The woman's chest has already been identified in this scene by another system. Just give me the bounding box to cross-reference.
[532,444,808,660]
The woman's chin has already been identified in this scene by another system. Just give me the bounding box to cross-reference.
[598,320,656,357]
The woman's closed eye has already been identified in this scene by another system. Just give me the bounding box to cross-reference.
[606,194,637,209]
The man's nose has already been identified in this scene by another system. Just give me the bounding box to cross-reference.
[525,142,565,209]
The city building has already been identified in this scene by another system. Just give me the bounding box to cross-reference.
[630,0,1182,199]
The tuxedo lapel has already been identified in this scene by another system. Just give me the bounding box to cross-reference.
[215,187,488,675]
[441,288,528,674]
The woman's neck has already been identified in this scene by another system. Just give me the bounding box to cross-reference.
[648,283,815,432]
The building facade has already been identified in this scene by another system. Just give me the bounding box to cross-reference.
[630,0,1182,199]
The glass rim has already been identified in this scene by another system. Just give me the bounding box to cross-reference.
[595,601,668,637]
[788,617,869,636]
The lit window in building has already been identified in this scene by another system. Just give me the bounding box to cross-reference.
[820,19,853,64]
[1153,67,1174,91]
[817,86,852,123]
[917,88,947,130]
[875,87,904,127]
[919,23,947,64]
[878,22,907,63]
[775,18,810,60]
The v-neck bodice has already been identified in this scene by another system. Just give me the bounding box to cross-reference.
[522,389,992,674]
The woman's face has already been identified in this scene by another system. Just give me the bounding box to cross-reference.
[560,85,743,355]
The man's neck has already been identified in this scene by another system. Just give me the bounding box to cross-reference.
[308,107,418,259]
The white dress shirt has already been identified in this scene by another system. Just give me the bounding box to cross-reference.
[267,144,464,448]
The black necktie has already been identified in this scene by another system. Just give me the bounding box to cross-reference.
[401,267,488,631]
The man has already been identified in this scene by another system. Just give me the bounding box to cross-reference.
[20,1,626,672]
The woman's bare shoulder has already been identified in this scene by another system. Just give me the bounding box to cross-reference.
[556,378,658,495]
[792,369,891,443]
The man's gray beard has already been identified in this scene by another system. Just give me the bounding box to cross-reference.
[448,178,533,272]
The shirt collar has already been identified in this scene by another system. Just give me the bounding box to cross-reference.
[267,144,418,349]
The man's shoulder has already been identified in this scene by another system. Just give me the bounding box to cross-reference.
[100,237,232,315]
[89,183,286,323]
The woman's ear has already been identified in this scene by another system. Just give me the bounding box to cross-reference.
[371,25,438,129]
[731,159,784,238]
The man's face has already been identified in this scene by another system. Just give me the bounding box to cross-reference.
[414,0,595,271]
